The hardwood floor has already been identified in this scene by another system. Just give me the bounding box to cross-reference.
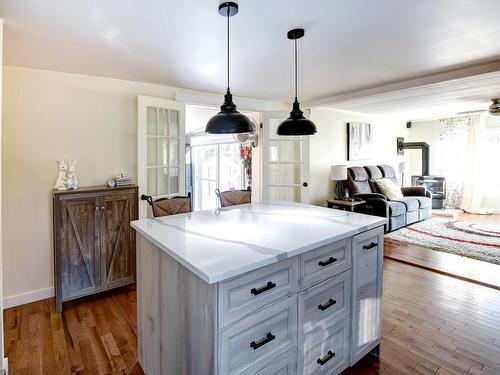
[3,286,144,375]
[4,259,500,374]
[384,213,500,290]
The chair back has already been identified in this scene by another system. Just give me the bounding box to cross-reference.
[215,189,251,208]
[346,167,372,195]
[378,164,399,185]
[141,193,192,218]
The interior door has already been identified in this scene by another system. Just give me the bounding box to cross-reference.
[138,96,186,218]
[261,111,310,203]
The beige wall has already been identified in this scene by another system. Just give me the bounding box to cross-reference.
[308,108,408,206]
[1,66,277,307]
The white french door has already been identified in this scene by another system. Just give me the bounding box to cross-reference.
[138,96,185,218]
[261,111,310,203]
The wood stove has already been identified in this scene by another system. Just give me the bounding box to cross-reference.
[397,137,446,209]
[411,176,446,209]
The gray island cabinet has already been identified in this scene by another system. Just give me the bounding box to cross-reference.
[131,202,386,375]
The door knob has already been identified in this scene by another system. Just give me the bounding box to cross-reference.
[302,182,308,187]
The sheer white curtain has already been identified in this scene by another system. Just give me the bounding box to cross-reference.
[460,115,489,214]
[438,116,470,209]
[438,115,489,213]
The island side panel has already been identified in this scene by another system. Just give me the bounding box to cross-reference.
[137,234,161,375]
[137,234,216,375]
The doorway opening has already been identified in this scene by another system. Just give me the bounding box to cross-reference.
[185,105,260,211]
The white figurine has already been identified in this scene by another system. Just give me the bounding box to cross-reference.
[65,160,78,190]
[55,159,68,190]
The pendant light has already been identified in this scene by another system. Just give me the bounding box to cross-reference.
[205,1,252,134]
[277,28,317,136]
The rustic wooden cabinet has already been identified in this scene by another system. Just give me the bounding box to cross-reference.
[53,185,138,311]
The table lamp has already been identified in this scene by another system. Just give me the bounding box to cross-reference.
[330,165,348,199]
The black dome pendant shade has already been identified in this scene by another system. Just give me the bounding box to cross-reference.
[205,1,252,134]
[277,28,317,136]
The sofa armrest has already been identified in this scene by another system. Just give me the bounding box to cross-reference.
[353,193,387,200]
[402,186,430,198]
[352,197,389,219]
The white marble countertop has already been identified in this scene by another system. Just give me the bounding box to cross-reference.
[131,201,387,284]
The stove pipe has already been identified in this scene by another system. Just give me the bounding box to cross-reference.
[397,138,430,176]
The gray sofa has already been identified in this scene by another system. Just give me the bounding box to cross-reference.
[346,164,432,232]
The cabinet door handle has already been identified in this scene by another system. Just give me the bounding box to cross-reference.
[318,298,337,311]
[318,256,337,267]
[363,242,377,250]
[251,281,276,296]
[250,332,275,350]
[317,350,335,366]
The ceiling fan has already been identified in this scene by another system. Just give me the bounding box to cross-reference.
[457,98,500,115]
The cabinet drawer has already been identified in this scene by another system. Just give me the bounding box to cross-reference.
[219,296,298,375]
[298,317,350,375]
[353,227,382,287]
[300,238,351,288]
[255,351,297,375]
[218,258,299,328]
[298,270,351,342]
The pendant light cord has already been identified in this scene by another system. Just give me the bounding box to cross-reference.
[227,7,230,91]
[294,38,298,101]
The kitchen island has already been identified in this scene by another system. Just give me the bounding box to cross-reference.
[131,201,387,375]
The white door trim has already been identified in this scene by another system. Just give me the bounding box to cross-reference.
[138,95,186,218]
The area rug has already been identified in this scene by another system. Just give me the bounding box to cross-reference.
[385,219,500,265]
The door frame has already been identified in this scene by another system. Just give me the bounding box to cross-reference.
[261,111,311,203]
[138,95,186,218]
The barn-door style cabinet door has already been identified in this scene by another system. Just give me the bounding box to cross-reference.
[53,185,138,312]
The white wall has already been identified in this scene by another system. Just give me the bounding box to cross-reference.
[308,108,408,206]
[407,119,440,177]
[1,66,276,307]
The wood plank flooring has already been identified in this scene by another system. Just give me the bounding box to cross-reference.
[384,213,500,290]
[4,258,500,374]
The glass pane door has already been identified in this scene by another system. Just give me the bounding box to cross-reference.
[146,107,180,198]
[138,96,185,218]
[262,112,310,203]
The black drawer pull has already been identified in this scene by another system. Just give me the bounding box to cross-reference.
[251,281,276,296]
[250,332,275,350]
[317,350,335,366]
[318,298,337,311]
[363,242,377,250]
[318,256,337,267]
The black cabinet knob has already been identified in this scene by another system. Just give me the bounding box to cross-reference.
[302,182,308,187]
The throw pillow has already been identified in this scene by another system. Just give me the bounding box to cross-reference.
[375,178,403,200]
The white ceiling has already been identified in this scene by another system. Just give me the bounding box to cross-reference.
[2,0,500,104]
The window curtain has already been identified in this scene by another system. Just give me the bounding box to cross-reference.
[438,114,489,213]
[438,116,470,209]
[460,115,489,214]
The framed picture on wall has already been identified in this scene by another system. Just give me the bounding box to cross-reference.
[347,122,374,160]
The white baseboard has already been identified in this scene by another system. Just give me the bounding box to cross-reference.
[0,358,8,374]
[3,287,54,309]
